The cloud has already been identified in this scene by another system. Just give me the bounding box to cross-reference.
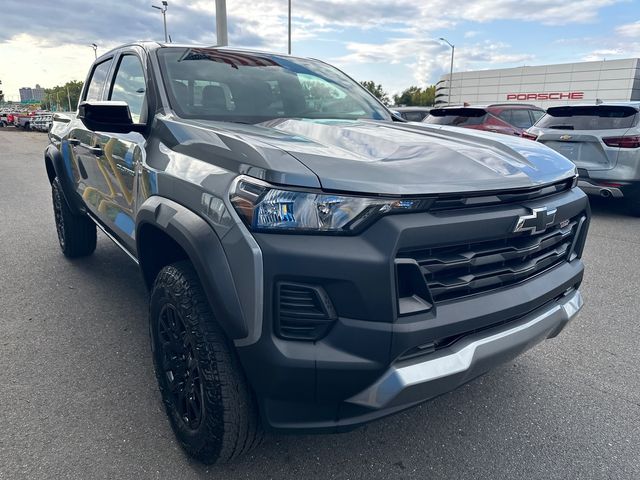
[582,48,626,61]
[616,20,640,37]
[0,0,264,46]
[334,38,535,88]
[0,0,624,48]
[449,0,620,25]
[0,0,629,99]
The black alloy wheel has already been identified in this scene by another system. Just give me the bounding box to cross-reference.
[157,304,204,431]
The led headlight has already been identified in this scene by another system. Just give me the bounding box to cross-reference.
[230,176,428,233]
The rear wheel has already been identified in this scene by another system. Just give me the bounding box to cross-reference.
[51,178,96,258]
[150,261,263,464]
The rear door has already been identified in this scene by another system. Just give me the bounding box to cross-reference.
[535,105,637,171]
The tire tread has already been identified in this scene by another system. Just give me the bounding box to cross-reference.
[52,178,96,258]
[151,261,263,464]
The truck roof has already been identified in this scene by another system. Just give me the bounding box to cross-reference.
[96,41,303,62]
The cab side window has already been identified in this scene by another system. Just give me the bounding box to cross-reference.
[85,59,113,102]
[109,55,147,123]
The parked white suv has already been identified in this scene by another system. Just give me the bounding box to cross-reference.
[526,103,640,215]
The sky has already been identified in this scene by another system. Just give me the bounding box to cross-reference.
[1,0,639,101]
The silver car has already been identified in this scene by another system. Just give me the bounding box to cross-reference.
[526,103,640,215]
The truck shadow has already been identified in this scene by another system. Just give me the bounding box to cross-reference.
[588,195,637,219]
[67,235,539,479]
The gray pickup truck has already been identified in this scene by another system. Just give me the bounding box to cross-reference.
[45,42,589,464]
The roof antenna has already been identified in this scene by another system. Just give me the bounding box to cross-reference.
[168,34,172,43]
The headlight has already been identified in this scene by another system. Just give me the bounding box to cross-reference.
[230,176,428,233]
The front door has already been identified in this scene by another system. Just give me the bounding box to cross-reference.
[92,52,149,251]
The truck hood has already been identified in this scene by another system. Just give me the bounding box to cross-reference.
[178,118,576,195]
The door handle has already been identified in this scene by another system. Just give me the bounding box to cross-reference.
[68,138,80,146]
[88,146,102,156]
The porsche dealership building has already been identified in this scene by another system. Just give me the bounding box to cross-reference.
[435,58,640,108]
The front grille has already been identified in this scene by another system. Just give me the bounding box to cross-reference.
[428,179,573,211]
[399,216,582,303]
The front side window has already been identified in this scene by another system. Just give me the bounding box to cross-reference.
[85,59,113,102]
[157,47,390,123]
[110,55,147,123]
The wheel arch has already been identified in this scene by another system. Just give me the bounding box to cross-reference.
[44,144,85,215]
[136,196,249,340]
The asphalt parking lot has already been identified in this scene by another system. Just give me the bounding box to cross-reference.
[0,128,638,480]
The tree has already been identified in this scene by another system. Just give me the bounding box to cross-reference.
[360,80,390,106]
[392,85,436,107]
[41,80,84,111]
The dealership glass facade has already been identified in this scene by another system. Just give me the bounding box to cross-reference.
[436,58,640,107]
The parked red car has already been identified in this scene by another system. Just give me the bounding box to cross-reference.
[423,104,545,137]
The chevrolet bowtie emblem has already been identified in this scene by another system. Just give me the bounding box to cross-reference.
[514,207,557,234]
[559,134,572,140]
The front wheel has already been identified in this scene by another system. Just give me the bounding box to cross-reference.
[51,178,96,258]
[150,261,263,464]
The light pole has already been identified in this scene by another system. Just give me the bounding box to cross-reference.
[215,0,228,46]
[91,43,97,59]
[66,86,72,111]
[439,37,455,106]
[288,0,291,54]
[152,1,169,43]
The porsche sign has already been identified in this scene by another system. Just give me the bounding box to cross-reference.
[506,92,585,101]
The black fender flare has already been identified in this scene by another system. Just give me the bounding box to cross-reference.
[136,196,249,340]
[44,143,86,215]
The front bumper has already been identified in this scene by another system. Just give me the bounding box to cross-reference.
[348,288,582,410]
[233,188,589,432]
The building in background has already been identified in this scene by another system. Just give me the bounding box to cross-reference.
[436,58,640,107]
[19,84,45,102]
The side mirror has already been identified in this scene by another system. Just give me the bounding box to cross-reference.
[78,101,144,133]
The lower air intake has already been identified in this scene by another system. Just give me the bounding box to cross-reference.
[275,282,337,341]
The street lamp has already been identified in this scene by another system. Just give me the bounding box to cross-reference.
[215,0,228,46]
[91,43,97,59]
[152,1,169,43]
[439,37,455,106]
[288,0,292,54]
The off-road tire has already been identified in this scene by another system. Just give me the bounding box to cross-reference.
[51,178,97,258]
[150,261,263,464]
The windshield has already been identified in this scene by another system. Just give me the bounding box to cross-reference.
[157,47,390,123]
[536,105,638,130]
[423,108,487,126]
